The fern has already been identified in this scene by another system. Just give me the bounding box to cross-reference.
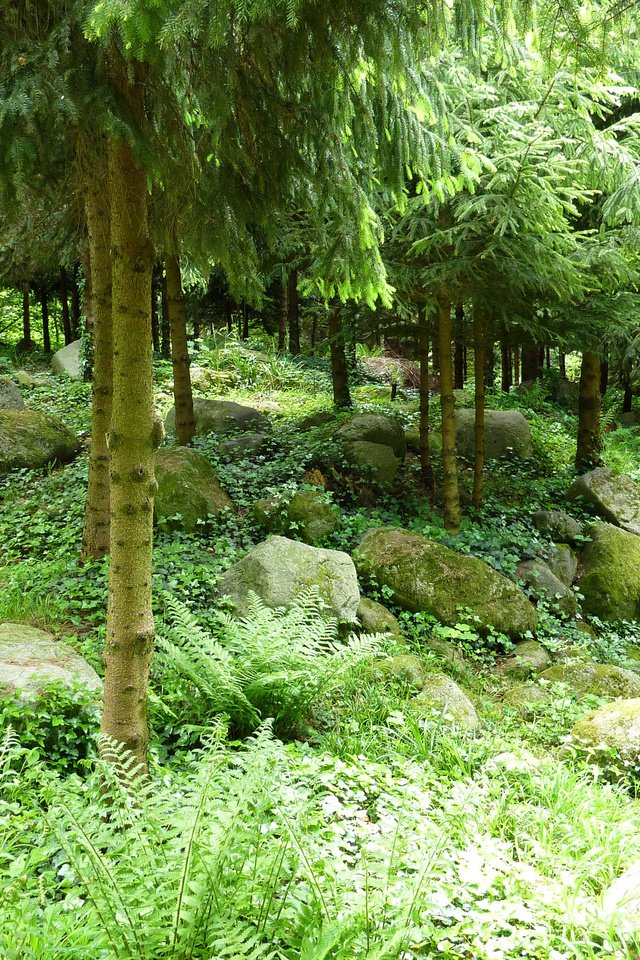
[157,590,385,736]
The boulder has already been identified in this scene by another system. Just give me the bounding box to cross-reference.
[567,467,640,536]
[218,535,360,623]
[0,623,101,697]
[357,597,403,637]
[0,377,24,411]
[354,527,537,638]
[579,521,640,621]
[298,410,334,431]
[377,654,429,689]
[345,441,399,485]
[500,640,552,679]
[415,674,479,730]
[540,662,640,699]
[336,413,407,458]
[165,398,269,437]
[154,447,234,531]
[533,509,582,544]
[571,698,640,762]
[503,683,553,719]
[219,432,267,461]
[52,339,82,379]
[0,410,79,474]
[254,489,342,545]
[546,543,578,587]
[423,636,467,668]
[14,370,36,389]
[517,558,577,617]
[455,409,533,460]
[619,411,640,428]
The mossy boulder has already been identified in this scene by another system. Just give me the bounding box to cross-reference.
[298,410,334,431]
[0,623,102,697]
[357,597,403,637]
[541,662,640,698]
[533,509,582,544]
[579,521,640,621]
[0,377,24,411]
[254,488,342,545]
[345,441,399,485]
[51,339,82,379]
[547,543,578,586]
[336,413,406,458]
[377,654,429,689]
[218,535,360,622]
[455,409,532,461]
[415,674,479,730]
[500,640,552,679]
[0,410,80,474]
[218,432,267,461]
[165,397,269,437]
[517,558,577,617]
[354,526,537,638]
[154,447,234,531]
[503,683,553,719]
[567,467,640,536]
[571,698,640,762]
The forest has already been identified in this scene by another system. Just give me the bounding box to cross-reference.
[2,0,640,957]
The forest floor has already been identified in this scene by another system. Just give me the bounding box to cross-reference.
[1,336,640,959]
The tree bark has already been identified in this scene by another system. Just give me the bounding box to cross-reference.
[328,310,351,408]
[418,306,434,497]
[166,245,195,445]
[437,290,460,534]
[600,359,609,396]
[277,277,287,351]
[193,302,201,341]
[521,347,540,382]
[623,383,633,414]
[71,264,81,339]
[160,269,170,357]
[101,54,156,771]
[242,300,249,340]
[288,268,300,355]
[501,340,512,393]
[559,352,566,379]
[60,267,73,345]
[151,271,160,352]
[453,304,464,389]
[22,283,32,346]
[513,346,520,385]
[39,288,51,353]
[473,310,486,509]
[576,350,602,470]
[82,166,113,562]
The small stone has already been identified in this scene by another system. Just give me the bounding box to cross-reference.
[165,398,269,437]
[517,558,577,617]
[219,432,267,461]
[336,413,407,458]
[345,441,399,485]
[533,509,582,544]
[579,521,640,621]
[357,598,403,637]
[571,697,640,763]
[377,654,429,689]
[503,683,552,719]
[500,640,551,679]
[415,674,479,730]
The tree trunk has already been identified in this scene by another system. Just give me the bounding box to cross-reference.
[311,315,317,353]
[473,310,486,509]
[70,264,81,339]
[160,269,170,358]
[151,272,160,352]
[82,166,113,562]
[438,290,460,534]
[600,359,609,396]
[623,383,633,414]
[60,267,73,345]
[242,301,249,340]
[328,311,351,408]
[101,54,156,771]
[288,269,300,355]
[521,347,539,382]
[39,289,51,353]
[484,340,495,390]
[193,303,201,341]
[277,277,287,351]
[166,246,195,445]
[559,352,566,379]
[225,302,232,334]
[513,346,520,385]
[501,341,511,393]
[576,350,602,470]
[22,283,32,346]
[453,304,464,389]
[418,307,434,497]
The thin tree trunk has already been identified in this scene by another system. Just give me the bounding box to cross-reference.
[328,311,351,408]
[311,316,317,353]
[60,267,73,345]
[623,383,633,414]
[600,359,609,396]
[537,347,545,378]
[39,289,51,353]
[277,277,287,351]
[484,340,495,390]
[501,341,511,393]
[82,165,113,561]
[559,352,566,379]
[101,53,156,770]
[193,303,201,340]
[418,307,434,497]
[513,346,520,385]
[22,283,31,346]
[521,347,539,381]
[242,301,249,340]
[71,264,81,339]
[454,304,464,389]
[160,268,170,358]
[463,345,468,382]
[576,350,602,470]
[288,269,300,355]
[166,245,195,445]
[473,310,486,509]
[438,290,460,534]
[225,302,232,334]
[151,273,160,352]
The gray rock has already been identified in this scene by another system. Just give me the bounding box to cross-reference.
[455,409,533,460]
[541,662,640,698]
[0,378,24,411]
[165,398,269,437]
[547,543,578,586]
[503,683,553,719]
[0,623,101,697]
[415,674,479,730]
[422,636,467,668]
[517,558,577,617]
[298,410,334,431]
[377,654,429,689]
[355,526,537,638]
[345,441,399,485]
[567,467,640,537]
[336,413,407,458]
[14,370,36,389]
[533,509,582,544]
[52,339,82,379]
[579,521,640,621]
[0,410,80,474]
[571,698,640,763]
[219,432,267,461]
[357,597,403,637]
[253,489,342,545]
[218,535,360,623]
[500,640,552,679]
[154,447,234,531]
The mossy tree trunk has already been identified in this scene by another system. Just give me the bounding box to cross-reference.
[438,289,460,534]
[151,269,160,352]
[165,242,195,445]
[70,264,81,339]
[60,267,73,345]
[576,349,602,470]
[22,283,32,346]
[328,310,351,408]
[473,309,486,509]
[453,304,464,389]
[501,340,511,393]
[623,382,633,414]
[82,165,113,561]
[101,53,156,770]
[160,268,170,358]
[277,277,287,351]
[288,268,300,355]
[418,306,434,498]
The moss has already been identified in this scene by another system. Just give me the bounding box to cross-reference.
[357,597,403,637]
[541,662,640,698]
[336,413,406,457]
[572,698,640,759]
[345,441,399,485]
[579,521,640,621]
[0,410,80,474]
[415,674,479,730]
[376,654,429,690]
[154,447,234,531]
